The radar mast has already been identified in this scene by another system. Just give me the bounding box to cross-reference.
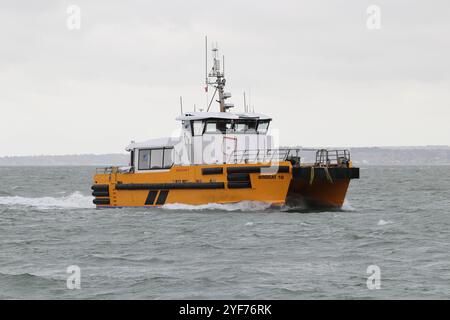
[205,38,233,112]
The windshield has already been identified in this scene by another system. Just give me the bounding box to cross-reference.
[257,121,270,134]
[234,120,257,133]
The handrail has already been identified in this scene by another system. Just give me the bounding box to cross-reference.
[227,148,296,164]
[227,148,351,166]
[95,166,134,174]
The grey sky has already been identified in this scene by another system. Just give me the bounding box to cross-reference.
[1,0,449,156]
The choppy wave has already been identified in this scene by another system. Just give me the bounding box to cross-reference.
[0,192,94,209]
[162,201,273,212]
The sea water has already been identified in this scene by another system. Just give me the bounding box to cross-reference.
[0,166,449,299]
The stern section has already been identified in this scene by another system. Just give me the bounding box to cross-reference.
[287,166,360,208]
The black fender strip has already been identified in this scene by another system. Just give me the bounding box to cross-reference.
[292,167,360,180]
[91,184,109,191]
[202,167,224,175]
[228,181,252,189]
[227,173,251,182]
[115,182,225,190]
[93,198,110,205]
[92,191,109,197]
[227,166,290,174]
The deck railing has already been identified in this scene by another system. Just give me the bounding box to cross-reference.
[226,148,299,164]
[95,167,114,174]
[95,166,133,174]
[227,148,351,166]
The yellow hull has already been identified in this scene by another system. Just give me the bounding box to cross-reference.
[92,162,359,209]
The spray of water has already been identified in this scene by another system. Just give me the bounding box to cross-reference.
[0,192,94,210]
[162,201,272,212]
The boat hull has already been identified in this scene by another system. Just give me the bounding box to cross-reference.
[92,163,359,209]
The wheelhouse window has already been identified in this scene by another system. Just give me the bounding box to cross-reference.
[204,120,234,134]
[192,121,205,136]
[150,149,163,169]
[220,120,234,133]
[235,120,257,133]
[257,120,270,134]
[163,148,173,168]
[204,121,218,134]
[138,148,174,170]
[190,118,266,135]
[138,149,151,170]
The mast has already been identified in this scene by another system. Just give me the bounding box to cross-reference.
[206,42,233,113]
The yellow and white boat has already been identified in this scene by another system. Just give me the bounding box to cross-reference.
[92,43,359,209]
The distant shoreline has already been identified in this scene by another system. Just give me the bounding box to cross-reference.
[1,147,449,166]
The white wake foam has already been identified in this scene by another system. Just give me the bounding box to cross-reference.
[377,219,393,226]
[162,201,272,212]
[341,200,355,212]
[0,192,94,209]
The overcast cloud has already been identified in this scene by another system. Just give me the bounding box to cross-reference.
[1,0,449,156]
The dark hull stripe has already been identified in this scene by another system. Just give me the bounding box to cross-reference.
[145,191,158,205]
[202,167,224,175]
[292,167,360,180]
[115,182,225,190]
[93,198,110,205]
[228,181,252,189]
[92,191,109,197]
[155,190,169,205]
[227,173,251,182]
[91,184,109,191]
[227,166,290,174]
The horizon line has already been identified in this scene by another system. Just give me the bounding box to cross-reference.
[1,145,450,158]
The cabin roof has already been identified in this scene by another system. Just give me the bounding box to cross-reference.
[175,112,272,121]
[126,137,181,151]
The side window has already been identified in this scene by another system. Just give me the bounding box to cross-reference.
[138,149,150,170]
[163,148,173,168]
[150,149,163,169]
[205,121,218,133]
[192,121,205,136]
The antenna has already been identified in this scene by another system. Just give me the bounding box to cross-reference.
[205,36,208,91]
[243,92,247,113]
[205,36,208,111]
[249,89,252,113]
[180,96,183,114]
